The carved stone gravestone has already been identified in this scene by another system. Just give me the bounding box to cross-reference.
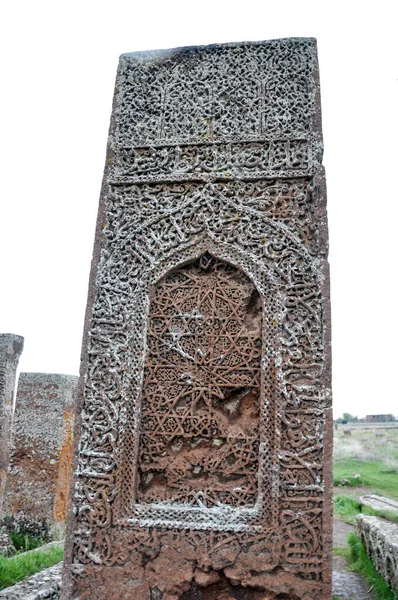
[4,373,78,532]
[63,38,332,600]
[0,333,24,514]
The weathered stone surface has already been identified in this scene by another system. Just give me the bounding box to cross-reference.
[137,255,263,508]
[0,562,62,599]
[360,495,398,517]
[0,530,16,556]
[62,38,332,599]
[3,373,78,528]
[332,570,374,599]
[0,334,24,514]
[357,514,398,591]
[3,563,367,600]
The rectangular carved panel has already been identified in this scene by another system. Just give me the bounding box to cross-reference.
[138,254,262,507]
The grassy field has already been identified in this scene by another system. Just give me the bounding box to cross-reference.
[334,427,398,500]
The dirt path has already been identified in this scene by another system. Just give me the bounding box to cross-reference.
[333,517,355,547]
[332,516,375,599]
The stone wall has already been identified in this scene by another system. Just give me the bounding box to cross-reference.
[0,334,24,514]
[357,514,398,591]
[62,38,333,600]
[3,373,78,528]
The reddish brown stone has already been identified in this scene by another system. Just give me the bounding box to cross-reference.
[4,373,77,530]
[62,38,332,600]
[54,408,74,524]
[194,570,221,587]
[146,547,195,596]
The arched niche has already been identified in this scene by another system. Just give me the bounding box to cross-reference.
[137,252,263,508]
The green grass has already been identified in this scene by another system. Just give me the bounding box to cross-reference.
[332,429,398,599]
[334,459,398,500]
[334,495,363,524]
[0,544,64,590]
[334,495,398,525]
[369,508,398,523]
[333,544,350,559]
[347,533,398,600]
[8,532,48,552]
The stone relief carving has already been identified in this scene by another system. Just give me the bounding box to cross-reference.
[115,39,317,146]
[63,38,332,600]
[137,254,262,508]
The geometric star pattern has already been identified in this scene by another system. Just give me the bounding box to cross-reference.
[137,253,263,507]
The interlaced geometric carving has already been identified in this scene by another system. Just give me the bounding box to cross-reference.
[138,254,262,507]
[63,38,332,600]
[115,39,316,147]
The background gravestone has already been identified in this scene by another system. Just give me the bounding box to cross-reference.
[63,38,332,600]
[0,333,24,514]
[3,372,78,533]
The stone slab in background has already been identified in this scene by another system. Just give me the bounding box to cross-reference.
[357,514,398,591]
[360,495,398,516]
[0,334,24,513]
[3,373,78,528]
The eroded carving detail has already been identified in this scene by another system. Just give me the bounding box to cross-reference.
[138,254,262,507]
[115,40,317,147]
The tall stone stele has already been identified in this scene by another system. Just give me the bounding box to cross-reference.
[3,373,78,533]
[0,333,24,514]
[63,38,333,600]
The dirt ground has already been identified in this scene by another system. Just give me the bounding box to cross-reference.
[332,515,375,599]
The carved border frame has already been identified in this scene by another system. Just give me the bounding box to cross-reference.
[113,239,282,533]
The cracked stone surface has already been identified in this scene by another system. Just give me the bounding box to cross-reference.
[357,514,398,591]
[0,530,15,556]
[1,564,375,600]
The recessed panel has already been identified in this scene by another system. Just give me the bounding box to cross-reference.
[137,254,262,508]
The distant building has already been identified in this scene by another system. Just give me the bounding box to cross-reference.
[366,414,394,423]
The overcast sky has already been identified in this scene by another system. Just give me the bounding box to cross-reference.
[1,0,397,418]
